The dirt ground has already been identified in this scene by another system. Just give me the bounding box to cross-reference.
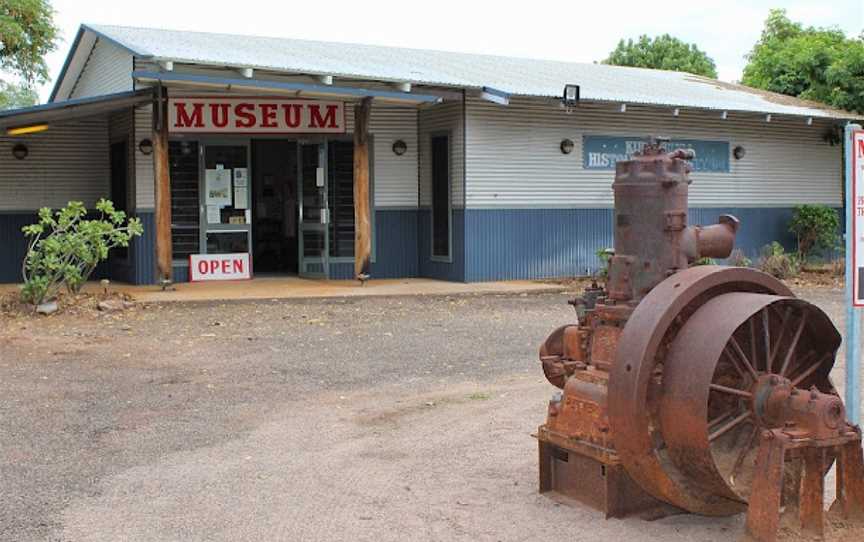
[0,285,861,542]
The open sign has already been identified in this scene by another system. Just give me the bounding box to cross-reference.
[189,253,252,281]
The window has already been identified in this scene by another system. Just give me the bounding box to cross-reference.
[169,140,199,261]
[109,140,129,260]
[431,134,451,259]
[328,140,355,257]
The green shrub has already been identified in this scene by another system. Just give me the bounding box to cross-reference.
[789,204,840,262]
[21,199,143,305]
[595,248,613,278]
[758,242,799,279]
[728,248,753,268]
[693,257,716,266]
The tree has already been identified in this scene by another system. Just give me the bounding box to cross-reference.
[742,9,864,114]
[0,0,59,106]
[603,34,718,78]
[0,80,37,110]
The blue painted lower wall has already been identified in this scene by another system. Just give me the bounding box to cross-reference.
[0,206,815,286]
[0,212,122,285]
[463,207,802,282]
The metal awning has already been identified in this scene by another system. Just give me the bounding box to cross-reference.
[131,71,442,105]
[0,89,154,130]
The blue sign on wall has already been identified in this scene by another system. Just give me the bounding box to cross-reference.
[583,135,730,172]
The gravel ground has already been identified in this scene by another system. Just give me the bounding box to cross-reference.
[0,286,859,542]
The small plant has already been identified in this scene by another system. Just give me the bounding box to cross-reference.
[595,248,613,279]
[21,199,143,306]
[758,242,800,279]
[727,248,753,268]
[789,204,840,263]
[693,257,716,266]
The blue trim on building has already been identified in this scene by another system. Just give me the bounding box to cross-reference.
[0,206,809,286]
[133,211,156,285]
[0,212,116,285]
[418,209,465,282]
[0,213,38,283]
[464,207,801,282]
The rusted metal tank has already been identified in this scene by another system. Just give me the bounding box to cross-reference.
[536,139,864,541]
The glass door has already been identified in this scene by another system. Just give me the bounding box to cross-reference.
[200,143,252,262]
[298,142,329,278]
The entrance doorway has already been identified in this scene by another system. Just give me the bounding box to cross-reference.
[252,140,298,273]
[251,140,335,278]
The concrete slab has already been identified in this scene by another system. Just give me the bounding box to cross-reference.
[1,277,565,304]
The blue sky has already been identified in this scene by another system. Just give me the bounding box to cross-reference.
[33,0,864,102]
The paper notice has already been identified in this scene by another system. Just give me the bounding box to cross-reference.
[234,186,248,209]
[206,205,221,224]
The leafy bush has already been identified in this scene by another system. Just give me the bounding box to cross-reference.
[21,200,143,305]
[758,242,800,279]
[728,248,753,268]
[693,257,716,266]
[789,204,840,262]
[595,248,613,278]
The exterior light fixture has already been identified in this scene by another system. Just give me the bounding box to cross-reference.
[733,145,746,160]
[7,124,48,136]
[560,138,575,155]
[11,143,28,160]
[392,140,407,156]
[562,84,580,107]
[138,138,154,155]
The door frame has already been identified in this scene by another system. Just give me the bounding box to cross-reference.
[297,140,330,279]
[197,138,253,262]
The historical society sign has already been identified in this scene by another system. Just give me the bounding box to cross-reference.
[583,135,730,172]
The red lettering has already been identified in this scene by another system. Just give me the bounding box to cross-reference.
[174,102,204,128]
[221,260,231,273]
[308,104,338,129]
[198,260,209,275]
[858,139,864,158]
[233,259,244,273]
[260,103,278,128]
[235,103,256,128]
[210,103,230,128]
[282,104,302,128]
[210,260,219,274]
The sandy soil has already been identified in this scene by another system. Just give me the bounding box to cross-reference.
[0,286,860,542]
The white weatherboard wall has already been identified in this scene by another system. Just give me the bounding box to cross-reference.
[465,96,842,208]
[69,39,133,100]
[419,100,465,208]
[0,119,110,210]
[132,99,418,211]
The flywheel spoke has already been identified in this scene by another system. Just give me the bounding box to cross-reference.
[710,383,752,399]
[768,306,792,371]
[709,411,751,442]
[729,425,759,486]
[779,314,808,377]
[791,351,831,387]
[729,336,759,380]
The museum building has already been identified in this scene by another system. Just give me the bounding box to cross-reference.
[0,24,859,285]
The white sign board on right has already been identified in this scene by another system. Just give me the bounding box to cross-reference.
[854,130,864,307]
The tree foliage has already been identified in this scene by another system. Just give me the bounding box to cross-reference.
[742,9,864,114]
[788,204,840,262]
[21,200,144,306]
[0,80,36,109]
[603,34,718,78]
[0,0,59,86]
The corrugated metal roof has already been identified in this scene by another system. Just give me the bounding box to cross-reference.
[84,23,858,120]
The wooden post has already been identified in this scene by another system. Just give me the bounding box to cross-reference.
[152,85,173,283]
[353,97,372,281]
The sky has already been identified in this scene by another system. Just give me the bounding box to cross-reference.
[32,0,864,102]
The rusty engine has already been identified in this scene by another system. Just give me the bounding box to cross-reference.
[536,139,864,541]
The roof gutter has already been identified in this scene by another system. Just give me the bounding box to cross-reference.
[131,71,442,105]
